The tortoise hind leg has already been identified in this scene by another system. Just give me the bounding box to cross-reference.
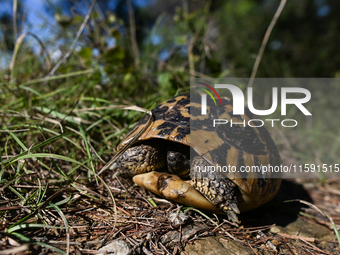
[190,156,240,223]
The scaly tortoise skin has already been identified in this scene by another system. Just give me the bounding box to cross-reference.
[113,93,282,222]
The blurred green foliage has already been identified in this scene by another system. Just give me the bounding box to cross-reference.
[0,0,339,168]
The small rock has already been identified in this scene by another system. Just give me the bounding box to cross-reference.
[270,226,281,234]
[184,236,227,255]
[276,218,332,239]
[185,236,254,255]
[98,240,132,255]
[219,238,255,255]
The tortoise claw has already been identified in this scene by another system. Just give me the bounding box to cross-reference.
[227,210,240,224]
[229,203,240,214]
[133,171,219,211]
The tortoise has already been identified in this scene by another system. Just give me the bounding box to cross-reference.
[112,93,282,222]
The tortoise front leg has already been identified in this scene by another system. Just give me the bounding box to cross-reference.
[112,144,166,177]
[132,171,219,212]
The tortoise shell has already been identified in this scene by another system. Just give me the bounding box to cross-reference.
[119,93,281,211]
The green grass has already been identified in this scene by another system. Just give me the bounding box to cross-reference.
[0,20,184,252]
[1,2,340,253]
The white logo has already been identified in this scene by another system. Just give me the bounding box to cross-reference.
[201,84,312,116]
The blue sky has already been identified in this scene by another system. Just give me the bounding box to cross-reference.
[0,0,154,68]
[22,0,56,40]
[1,0,154,41]
[0,0,332,68]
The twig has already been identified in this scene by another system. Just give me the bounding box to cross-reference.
[283,242,294,255]
[277,232,314,242]
[13,0,17,43]
[127,0,140,66]
[9,32,51,80]
[220,230,243,242]
[49,0,97,76]
[126,239,144,255]
[248,0,287,87]
[142,246,153,255]
[257,230,277,252]
[187,29,201,79]
[0,173,37,192]
[299,237,333,255]
[27,32,51,70]
[9,33,26,82]
[188,37,196,79]
[0,245,29,255]
[247,243,259,255]
[0,129,29,133]
[18,9,26,35]
[159,242,171,255]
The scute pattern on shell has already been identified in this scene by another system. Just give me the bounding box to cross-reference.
[189,93,281,210]
[118,94,191,150]
[119,93,281,212]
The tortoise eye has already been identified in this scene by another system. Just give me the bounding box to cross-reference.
[167,151,179,161]
[167,151,184,165]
